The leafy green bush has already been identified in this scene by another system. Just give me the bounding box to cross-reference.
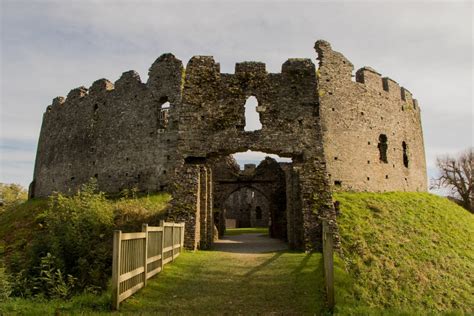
[2,179,171,300]
[0,267,12,301]
[8,180,114,297]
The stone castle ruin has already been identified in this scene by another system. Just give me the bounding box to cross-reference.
[30,40,427,250]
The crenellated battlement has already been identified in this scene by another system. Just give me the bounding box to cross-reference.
[355,67,418,110]
[44,55,322,115]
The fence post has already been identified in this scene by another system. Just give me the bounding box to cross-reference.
[142,223,148,286]
[112,230,122,310]
[171,224,175,262]
[323,220,335,310]
[180,223,185,252]
[160,220,165,271]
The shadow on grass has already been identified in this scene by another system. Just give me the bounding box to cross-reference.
[211,233,288,254]
[244,251,283,277]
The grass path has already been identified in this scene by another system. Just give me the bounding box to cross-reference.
[0,232,325,315]
[119,234,326,315]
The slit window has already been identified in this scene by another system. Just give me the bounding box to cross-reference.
[378,134,388,163]
[402,141,409,168]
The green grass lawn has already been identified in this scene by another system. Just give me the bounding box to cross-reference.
[225,227,269,236]
[119,250,325,315]
[333,192,474,315]
[0,250,326,315]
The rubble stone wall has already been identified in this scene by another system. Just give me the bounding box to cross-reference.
[31,41,427,250]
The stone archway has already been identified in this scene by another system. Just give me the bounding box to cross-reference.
[222,186,271,229]
[168,57,336,252]
[212,156,288,241]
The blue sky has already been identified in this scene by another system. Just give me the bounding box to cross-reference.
[1,0,472,190]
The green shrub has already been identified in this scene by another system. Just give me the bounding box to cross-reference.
[1,180,170,300]
[0,267,12,301]
[9,180,114,297]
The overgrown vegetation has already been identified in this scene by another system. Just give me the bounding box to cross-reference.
[333,192,474,315]
[0,183,27,213]
[0,180,171,302]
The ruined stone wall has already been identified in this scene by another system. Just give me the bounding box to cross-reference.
[315,41,427,192]
[31,54,184,197]
[171,56,332,250]
[31,40,427,250]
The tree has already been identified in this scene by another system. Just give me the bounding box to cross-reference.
[0,183,27,212]
[431,148,473,213]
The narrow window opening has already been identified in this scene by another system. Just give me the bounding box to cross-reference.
[334,157,338,160]
[255,206,262,220]
[367,160,370,164]
[385,175,389,179]
[244,96,262,131]
[334,180,342,187]
[158,99,170,129]
[378,134,388,163]
[402,141,409,168]
[94,173,98,178]
[93,103,99,112]
[367,177,370,181]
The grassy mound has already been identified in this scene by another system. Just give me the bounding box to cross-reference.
[333,192,473,315]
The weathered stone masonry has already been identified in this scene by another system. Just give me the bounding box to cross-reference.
[30,41,427,251]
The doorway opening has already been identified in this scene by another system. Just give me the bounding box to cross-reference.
[213,150,297,243]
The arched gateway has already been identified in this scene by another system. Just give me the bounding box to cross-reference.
[30,41,427,251]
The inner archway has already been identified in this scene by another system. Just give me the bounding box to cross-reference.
[212,151,297,244]
[223,187,270,229]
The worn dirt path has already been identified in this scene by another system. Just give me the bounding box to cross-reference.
[212,233,288,253]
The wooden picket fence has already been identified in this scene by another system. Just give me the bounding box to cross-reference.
[111,221,185,310]
[322,220,335,309]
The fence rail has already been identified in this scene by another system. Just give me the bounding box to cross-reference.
[322,220,335,309]
[112,221,185,310]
